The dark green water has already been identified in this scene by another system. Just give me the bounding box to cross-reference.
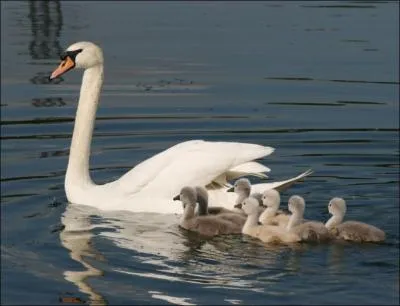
[1,1,399,305]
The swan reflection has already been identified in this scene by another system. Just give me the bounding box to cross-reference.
[60,203,322,304]
[60,205,107,305]
[28,0,63,60]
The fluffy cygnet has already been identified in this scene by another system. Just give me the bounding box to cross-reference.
[195,186,246,227]
[258,189,290,227]
[286,195,332,243]
[241,197,299,243]
[195,186,233,215]
[173,186,242,237]
[227,178,264,207]
[325,197,385,242]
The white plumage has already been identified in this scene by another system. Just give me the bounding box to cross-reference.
[50,41,313,214]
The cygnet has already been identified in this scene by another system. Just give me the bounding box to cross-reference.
[325,197,385,242]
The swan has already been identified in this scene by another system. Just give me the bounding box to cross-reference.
[241,197,299,243]
[258,189,290,227]
[286,195,331,242]
[241,195,331,244]
[49,41,313,214]
[194,186,246,226]
[227,178,264,206]
[325,197,385,242]
[173,186,242,236]
[194,186,235,215]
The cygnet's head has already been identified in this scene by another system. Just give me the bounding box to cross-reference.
[241,197,260,216]
[262,189,280,209]
[228,178,251,195]
[328,197,346,216]
[50,41,103,80]
[174,186,197,208]
[288,195,306,214]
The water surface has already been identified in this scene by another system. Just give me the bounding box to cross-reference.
[1,1,399,305]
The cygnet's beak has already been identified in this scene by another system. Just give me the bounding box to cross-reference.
[49,56,75,80]
[227,186,234,192]
[234,203,242,209]
[282,208,291,215]
[173,194,180,201]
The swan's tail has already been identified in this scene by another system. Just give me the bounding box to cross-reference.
[208,161,270,189]
[250,168,314,193]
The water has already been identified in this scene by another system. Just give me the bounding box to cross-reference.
[1,1,399,305]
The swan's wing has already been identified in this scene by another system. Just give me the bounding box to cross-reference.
[112,140,206,193]
[206,168,313,210]
[113,140,274,196]
[103,167,313,214]
[249,168,314,194]
[226,162,271,181]
[207,169,313,209]
[138,141,274,197]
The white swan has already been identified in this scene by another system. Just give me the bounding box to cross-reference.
[50,41,313,214]
[325,197,385,242]
[174,186,243,236]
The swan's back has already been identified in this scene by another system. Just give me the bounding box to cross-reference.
[292,221,332,242]
[181,215,242,236]
[332,221,385,242]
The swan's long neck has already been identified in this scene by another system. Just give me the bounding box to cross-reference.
[325,214,343,230]
[65,65,104,193]
[242,212,260,235]
[286,211,302,231]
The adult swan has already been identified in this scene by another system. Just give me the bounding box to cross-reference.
[49,41,312,214]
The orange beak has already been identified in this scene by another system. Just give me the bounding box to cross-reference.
[49,56,75,80]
